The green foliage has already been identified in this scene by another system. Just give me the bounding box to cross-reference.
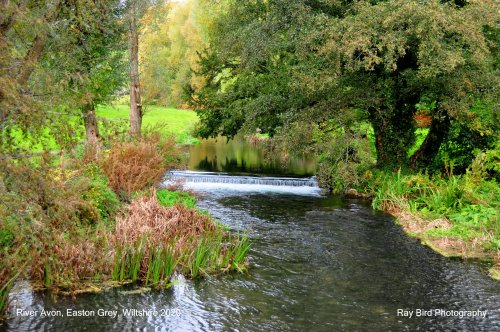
[157,189,196,208]
[484,141,500,179]
[230,233,251,272]
[186,233,251,278]
[368,166,499,250]
[192,0,498,171]
[140,0,211,106]
[316,120,376,192]
[434,109,497,174]
[112,233,251,283]
[0,220,16,250]
[80,163,120,222]
[0,0,126,155]
[189,239,210,278]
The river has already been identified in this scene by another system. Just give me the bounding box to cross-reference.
[1,138,499,331]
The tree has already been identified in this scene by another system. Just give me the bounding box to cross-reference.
[125,0,164,136]
[0,0,126,153]
[0,0,65,153]
[36,0,125,145]
[127,0,143,136]
[192,0,498,171]
[321,0,498,169]
[139,0,212,106]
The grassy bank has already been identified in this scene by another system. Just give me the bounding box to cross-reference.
[357,167,499,280]
[0,134,249,319]
[7,105,199,153]
[96,104,199,144]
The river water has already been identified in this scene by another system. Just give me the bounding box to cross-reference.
[187,136,316,176]
[1,138,499,331]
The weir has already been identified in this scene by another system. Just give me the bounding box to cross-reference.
[164,170,321,195]
[167,170,318,187]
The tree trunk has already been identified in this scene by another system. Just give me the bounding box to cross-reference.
[409,108,450,169]
[128,5,142,136]
[16,0,61,86]
[82,103,100,145]
[368,106,415,169]
[16,34,47,86]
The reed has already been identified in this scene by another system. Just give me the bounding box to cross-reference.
[231,233,251,272]
[162,246,177,279]
[44,261,52,288]
[145,246,176,286]
[111,245,122,281]
[207,233,223,272]
[189,239,210,278]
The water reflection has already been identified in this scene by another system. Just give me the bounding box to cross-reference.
[188,136,316,176]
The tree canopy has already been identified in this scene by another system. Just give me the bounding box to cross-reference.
[191,0,499,172]
[0,0,126,153]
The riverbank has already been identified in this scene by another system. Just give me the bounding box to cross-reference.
[350,168,500,281]
[394,211,499,280]
[0,134,249,319]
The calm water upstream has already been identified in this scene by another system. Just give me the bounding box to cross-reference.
[187,136,316,176]
[1,139,499,331]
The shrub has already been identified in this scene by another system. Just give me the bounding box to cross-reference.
[156,189,196,208]
[433,124,495,174]
[0,160,119,298]
[111,191,250,282]
[114,190,217,247]
[79,163,120,221]
[316,135,376,193]
[100,133,182,199]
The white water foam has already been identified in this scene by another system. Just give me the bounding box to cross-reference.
[164,171,322,196]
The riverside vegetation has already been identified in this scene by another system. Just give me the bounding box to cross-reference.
[0,133,250,318]
[1,0,498,320]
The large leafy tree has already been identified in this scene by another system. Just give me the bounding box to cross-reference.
[0,0,126,153]
[192,0,329,138]
[40,0,126,145]
[192,0,498,170]
[320,0,498,168]
[140,0,224,106]
[0,0,67,154]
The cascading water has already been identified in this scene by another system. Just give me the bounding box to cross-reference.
[164,170,321,195]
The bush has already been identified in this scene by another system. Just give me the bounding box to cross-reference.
[156,189,196,208]
[316,135,376,193]
[114,190,217,247]
[0,160,120,299]
[79,163,120,222]
[100,133,182,199]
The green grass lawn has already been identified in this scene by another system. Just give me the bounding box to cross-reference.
[96,104,200,144]
[7,105,199,154]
